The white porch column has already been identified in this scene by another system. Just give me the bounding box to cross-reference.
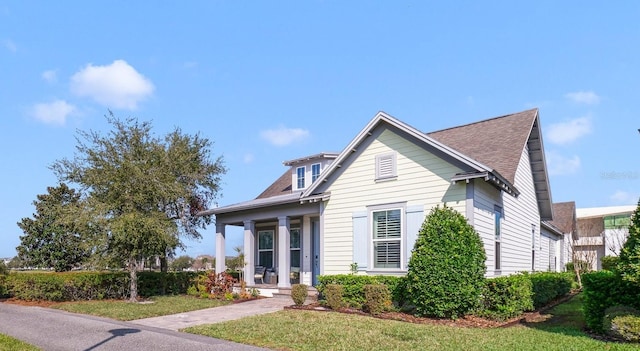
[215,223,226,274]
[277,216,291,288]
[243,220,255,285]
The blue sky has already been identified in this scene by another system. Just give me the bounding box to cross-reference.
[1,1,639,259]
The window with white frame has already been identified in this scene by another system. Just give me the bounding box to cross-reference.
[494,206,502,271]
[296,166,305,189]
[375,153,397,180]
[311,163,321,183]
[531,224,536,271]
[258,230,274,268]
[290,228,301,269]
[372,209,402,269]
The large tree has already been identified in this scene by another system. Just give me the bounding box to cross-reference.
[618,199,640,284]
[17,183,93,271]
[51,112,226,301]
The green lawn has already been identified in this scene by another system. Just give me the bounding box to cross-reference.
[51,295,230,321]
[184,295,640,351]
[0,334,39,351]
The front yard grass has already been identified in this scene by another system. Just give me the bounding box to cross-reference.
[184,294,640,351]
[0,333,39,351]
[51,295,230,321]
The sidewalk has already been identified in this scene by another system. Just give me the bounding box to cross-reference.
[130,297,293,331]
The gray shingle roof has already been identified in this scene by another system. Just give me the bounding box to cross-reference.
[550,201,576,234]
[427,109,538,185]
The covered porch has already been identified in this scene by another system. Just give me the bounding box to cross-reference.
[205,193,324,290]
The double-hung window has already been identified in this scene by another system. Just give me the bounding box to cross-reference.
[258,230,274,268]
[290,228,301,269]
[311,163,321,183]
[296,166,305,189]
[372,209,402,269]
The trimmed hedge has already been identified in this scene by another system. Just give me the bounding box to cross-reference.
[317,274,403,309]
[324,284,345,310]
[363,284,392,315]
[529,272,573,309]
[582,271,640,332]
[291,284,308,306]
[479,273,534,320]
[5,271,204,301]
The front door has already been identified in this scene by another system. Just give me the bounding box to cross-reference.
[311,219,320,286]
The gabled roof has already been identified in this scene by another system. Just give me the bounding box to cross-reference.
[548,201,576,234]
[204,109,555,219]
[302,111,518,199]
[427,109,537,185]
[428,109,553,220]
[283,152,339,166]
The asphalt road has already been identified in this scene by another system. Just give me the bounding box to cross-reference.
[0,303,271,351]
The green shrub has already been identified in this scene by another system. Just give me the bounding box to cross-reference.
[137,271,200,296]
[479,274,534,320]
[529,272,572,309]
[582,271,640,332]
[0,261,8,275]
[603,305,640,342]
[291,284,308,306]
[363,284,391,316]
[601,256,620,272]
[405,205,486,318]
[611,315,640,342]
[324,284,344,310]
[619,201,640,284]
[317,274,403,309]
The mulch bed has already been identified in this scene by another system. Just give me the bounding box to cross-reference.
[284,292,579,329]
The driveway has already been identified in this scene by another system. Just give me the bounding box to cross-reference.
[0,302,271,351]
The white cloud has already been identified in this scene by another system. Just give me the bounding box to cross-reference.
[546,151,581,175]
[546,117,592,145]
[4,39,16,53]
[609,190,639,205]
[243,153,255,164]
[260,126,310,146]
[70,60,154,110]
[565,91,600,105]
[31,100,76,125]
[42,69,57,83]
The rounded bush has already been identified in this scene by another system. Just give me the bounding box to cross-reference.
[291,284,308,306]
[324,284,344,310]
[603,305,640,342]
[363,284,391,315]
[405,205,486,318]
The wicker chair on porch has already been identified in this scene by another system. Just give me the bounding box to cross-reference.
[254,266,266,284]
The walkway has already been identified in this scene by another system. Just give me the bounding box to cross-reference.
[130,297,293,331]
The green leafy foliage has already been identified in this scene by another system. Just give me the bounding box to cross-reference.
[50,113,226,300]
[603,305,640,342]
[479,274,534,321]
[170,255,194,271]
[16,183,94,272]
[324,284,344,310]
[405,205,486,318]
[291,284,308,306]
[363,284,392,315]
[618,200,640,284]
[316,274,403,308]
[0,261,7,275]
[529,272,573,309]
[5,271,202,301]
[601,256,620,272]
[582,271,640,332]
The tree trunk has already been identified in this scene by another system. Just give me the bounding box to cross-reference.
[129,257,138,302]
[160,256,168,273]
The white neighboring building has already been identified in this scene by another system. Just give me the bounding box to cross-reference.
[575,205,636,270]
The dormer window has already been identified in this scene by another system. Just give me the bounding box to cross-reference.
[311,163,321,182]
[296,166,306,189]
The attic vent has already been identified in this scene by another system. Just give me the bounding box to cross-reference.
[375,153,397,180]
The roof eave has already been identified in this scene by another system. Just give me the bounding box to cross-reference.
[198,192,302,216]
[302,111,494,198]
